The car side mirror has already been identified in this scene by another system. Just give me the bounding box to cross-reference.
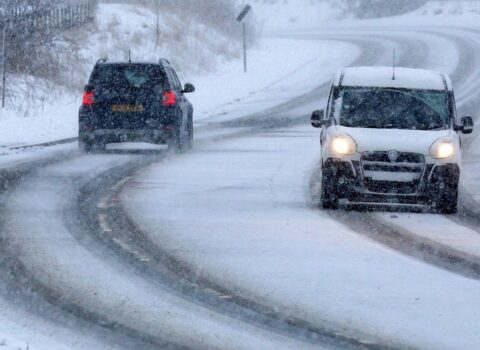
[311,110,325,128]
[84,84,94,92]
[461,115,474,134]
[183,83,195,94]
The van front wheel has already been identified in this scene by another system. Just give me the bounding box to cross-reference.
[436,183,458,215]
[321,167,339,210]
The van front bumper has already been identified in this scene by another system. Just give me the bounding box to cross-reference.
[323,158,460,207]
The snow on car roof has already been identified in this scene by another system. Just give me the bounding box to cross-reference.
[335,66,453,91]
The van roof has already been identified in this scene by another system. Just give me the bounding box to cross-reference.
[335,66,453,91]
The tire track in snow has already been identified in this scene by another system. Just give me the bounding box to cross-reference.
[0,34,389,350]
[66,32,434,349]
[72,157,391,350]
[0,27,466,350]
[0,155,188,350]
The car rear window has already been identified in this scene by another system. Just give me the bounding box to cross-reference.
[91,64,167,90]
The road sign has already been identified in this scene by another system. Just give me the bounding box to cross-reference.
[237,5,252,73]
[237,5,252,23]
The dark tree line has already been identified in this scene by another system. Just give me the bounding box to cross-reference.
[344,0,429,18]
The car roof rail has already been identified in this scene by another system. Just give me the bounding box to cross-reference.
[440,73,449,92]
[95,58,108,66]
[159,58,171,66]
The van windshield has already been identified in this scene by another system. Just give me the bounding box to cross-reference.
[337,88,450,130]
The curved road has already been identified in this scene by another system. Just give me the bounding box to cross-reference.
[1,24,480,349]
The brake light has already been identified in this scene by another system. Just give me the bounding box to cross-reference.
[162,91,176,107]
[82,91,94,106]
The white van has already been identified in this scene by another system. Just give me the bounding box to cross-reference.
[311,67,474,213]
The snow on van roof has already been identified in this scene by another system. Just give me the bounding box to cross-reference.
[335,66,453,91]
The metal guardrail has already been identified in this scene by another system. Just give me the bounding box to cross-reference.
[1,0,97,32]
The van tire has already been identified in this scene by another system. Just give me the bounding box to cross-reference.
[321,167,339,209]
[437,183,458,215]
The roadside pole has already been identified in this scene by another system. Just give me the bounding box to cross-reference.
[236,5,252,74]
[2,15,6,109]
[243,23,247,73]
[155,0,159,49]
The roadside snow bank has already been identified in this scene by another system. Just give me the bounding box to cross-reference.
[190,38,358,122]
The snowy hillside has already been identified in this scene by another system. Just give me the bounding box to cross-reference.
[0,2,355,147]
[249,0,347,32]
[81,3,240,77]
[0,2,240,145]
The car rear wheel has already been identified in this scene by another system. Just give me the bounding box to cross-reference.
[168,127,185,153]
[79,137,105,153]
[79,139,93,153]
[187,115,194,150]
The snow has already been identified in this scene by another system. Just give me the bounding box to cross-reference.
[0,89,79,147]
[190,38,357,123]
[338,66,452,90]
[3,154,324,350]
[123,125,480,349]
[376,212,480,258]
[248,0,347,33]
[3,0,480,348]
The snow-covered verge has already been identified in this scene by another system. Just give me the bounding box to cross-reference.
[190,38,357,123]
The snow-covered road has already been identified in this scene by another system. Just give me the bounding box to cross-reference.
[122,26,480,349]
[2,21,480,350]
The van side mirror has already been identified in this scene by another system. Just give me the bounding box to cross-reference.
[461,115,474,134]
[183,83,195,94]
[84,84,94,92]
[311,110,325,128]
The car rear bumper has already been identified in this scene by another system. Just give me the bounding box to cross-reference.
[324,158,460,207]
[79,129,172,144]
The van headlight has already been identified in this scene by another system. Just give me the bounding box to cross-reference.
[330,134,357,156]
[430,138,455,159]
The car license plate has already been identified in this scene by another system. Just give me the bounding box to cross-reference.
[111,104,144,113]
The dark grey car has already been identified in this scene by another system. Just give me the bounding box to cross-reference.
[79,58,195,152]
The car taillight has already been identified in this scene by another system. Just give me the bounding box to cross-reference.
[82,91,94,106]
[162,91,176,107]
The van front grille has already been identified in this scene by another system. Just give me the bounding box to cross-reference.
[361,151,425,194]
